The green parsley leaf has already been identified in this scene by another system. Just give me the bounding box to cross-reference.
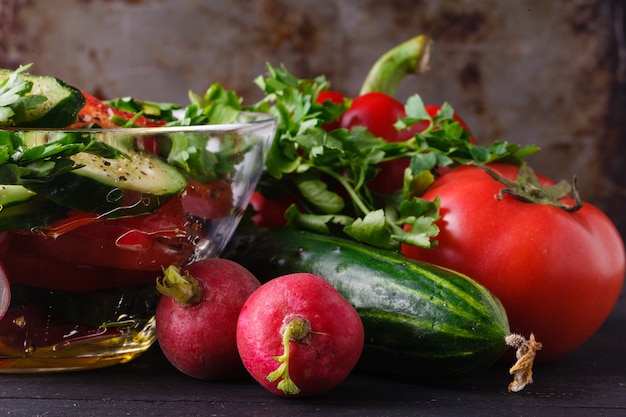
[244,64,539,251]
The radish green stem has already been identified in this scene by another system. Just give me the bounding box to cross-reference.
[359,34,433,96]
[156,265,202,305]
[267,317,311,395]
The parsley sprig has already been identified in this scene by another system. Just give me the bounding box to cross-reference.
[244,64,539,250]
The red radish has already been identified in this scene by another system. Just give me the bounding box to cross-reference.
[0,262,10,320]
[236,273,364,397]
[155,258,261,380]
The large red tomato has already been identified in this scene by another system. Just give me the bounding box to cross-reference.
[401,163,625,360]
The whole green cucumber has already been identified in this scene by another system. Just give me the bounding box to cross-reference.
[223,227,510,380]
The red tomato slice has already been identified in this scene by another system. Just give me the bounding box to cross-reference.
[6,196,193,273]
[67,196,188,240]
[181,179,233,219]
[67,91,167,129]
[5,193,194,293]
[8,229,193,273]
[2,248,160,291]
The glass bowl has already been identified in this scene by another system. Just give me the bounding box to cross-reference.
[0,112,276,373]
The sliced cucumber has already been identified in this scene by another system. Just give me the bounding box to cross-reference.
[0,185,36,207]
[0,69,85,128]
[25,150,187,218]
[0,197,68,231]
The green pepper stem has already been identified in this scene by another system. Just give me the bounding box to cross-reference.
[359,34,433,96]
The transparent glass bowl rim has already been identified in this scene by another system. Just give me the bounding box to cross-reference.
[0,111,276,134]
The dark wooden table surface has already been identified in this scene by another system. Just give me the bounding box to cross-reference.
[0,286,624,417]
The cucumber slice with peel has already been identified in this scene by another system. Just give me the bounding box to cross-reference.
[0,185,36,207]
[0,68,85,128]
[25,149,187,218]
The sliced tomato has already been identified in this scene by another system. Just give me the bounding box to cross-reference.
[67,91,167,129]
[5,194,193,274]
[39,194,186,239]
[67,196,187,239]
[9,226,193,273]
[182,179,233,220]
[2,249,160,291]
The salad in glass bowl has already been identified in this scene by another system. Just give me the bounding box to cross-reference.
[0,64,276,372]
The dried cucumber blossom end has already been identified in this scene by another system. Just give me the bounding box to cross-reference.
[505,333,542,392]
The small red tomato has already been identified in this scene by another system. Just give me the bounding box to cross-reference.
[316,90,347,131]
[248,191,296,228]
[340,92,407,142]
[340,93,474,194]
[68,91,166,129]
[182,179,233,219]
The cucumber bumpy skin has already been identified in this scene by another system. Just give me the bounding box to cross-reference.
[223,227,511,381]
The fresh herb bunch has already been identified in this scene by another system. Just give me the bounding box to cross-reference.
[244,64,538,250]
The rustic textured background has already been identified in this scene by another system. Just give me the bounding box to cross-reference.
[1,0,625,237]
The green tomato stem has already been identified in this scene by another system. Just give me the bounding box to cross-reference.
[478,163,583,212]
[156,265,202,306]
[359,34,433,96]
[267,317,311,396]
